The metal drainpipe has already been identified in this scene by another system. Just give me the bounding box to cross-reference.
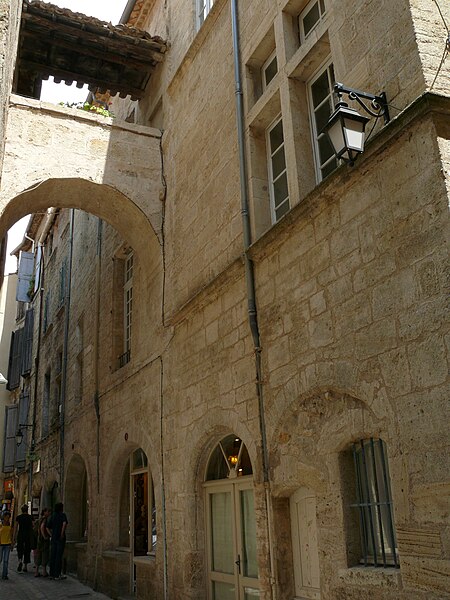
[59,209,75,498]
[231,1,276,597]
[94,218,102,495]
[29,244,45,506]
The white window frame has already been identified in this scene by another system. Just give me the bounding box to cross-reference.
[307,58,337,182]
[123,252,133,356]
[266,115,290,224]
[298,0,327,44]
[197,0,214,29]
[261,50,278,91]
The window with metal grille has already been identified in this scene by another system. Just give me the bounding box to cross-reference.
[351,438,399,568]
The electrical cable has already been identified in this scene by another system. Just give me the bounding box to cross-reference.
[432,0,449,34]
[429,0,450,90]
[430,41,449,90]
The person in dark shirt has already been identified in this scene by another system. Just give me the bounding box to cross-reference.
[14,504,33,573]
[47,502,68,579]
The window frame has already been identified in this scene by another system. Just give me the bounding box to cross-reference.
[197,0,214,29]
[266,115,290,224]
[307,58,338,182]
[129,449,156,556]
[121,252,133,366]
[261,50,278,91]
[298,0,327,44]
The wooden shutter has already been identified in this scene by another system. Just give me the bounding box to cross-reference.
[3,405,18,473]
[34,246,42,295]
[15,391,30,471]
[16,251,34,302]
[21,308,34,376]
[6,329,23,390]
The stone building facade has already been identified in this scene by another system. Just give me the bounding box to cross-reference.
[0,1,449,600]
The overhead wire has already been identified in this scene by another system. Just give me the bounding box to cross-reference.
[430,0,450,90]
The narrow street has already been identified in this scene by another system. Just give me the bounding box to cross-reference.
[1,549,115,600]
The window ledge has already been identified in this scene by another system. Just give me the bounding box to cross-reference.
[102,549,130,560]
[133,554,156,566]
[286,22,330,82]
[338,566,401,588]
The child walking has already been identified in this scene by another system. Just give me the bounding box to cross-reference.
[0,511,14,580]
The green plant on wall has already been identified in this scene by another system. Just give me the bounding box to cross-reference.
[59,101,114,118]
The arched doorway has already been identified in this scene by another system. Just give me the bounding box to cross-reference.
[119,448,156,592]
[204,435,259,600]
[65,454,88,541]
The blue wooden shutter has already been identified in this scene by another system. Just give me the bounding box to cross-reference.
[16,251,34,302]
[3,405,18,473]
[6,329,23,390]
[21,308,34,376]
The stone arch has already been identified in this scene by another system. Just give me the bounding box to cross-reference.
[64,453,89,541]
[0,178,161,270]
[1,100,164,248]
[269,387,393,497]
[189,408,260,489]
[267,388,401,595]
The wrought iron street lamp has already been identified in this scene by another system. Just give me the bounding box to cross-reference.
[16,423,33,446]
[323,82,391,165]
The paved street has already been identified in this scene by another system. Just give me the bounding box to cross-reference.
[0,549,114,599]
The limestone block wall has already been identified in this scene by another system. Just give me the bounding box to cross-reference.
[409,0,450,95]
[0,97,164,245]
[0,0,20,181]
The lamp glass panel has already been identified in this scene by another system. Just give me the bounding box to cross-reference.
[343,117,365,151]
[327,118,346,155]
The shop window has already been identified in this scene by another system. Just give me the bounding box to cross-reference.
[119,448,156,556]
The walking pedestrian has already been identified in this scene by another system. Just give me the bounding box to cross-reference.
[0,511,14,580]
[14,504,33,573]
[35,508,51,577]
[47,502,68,580]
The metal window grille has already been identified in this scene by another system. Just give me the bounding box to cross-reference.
[351,438,399,568]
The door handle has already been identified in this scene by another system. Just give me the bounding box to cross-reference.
[235,554,241,574]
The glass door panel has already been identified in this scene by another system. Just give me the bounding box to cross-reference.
[213,581,236,600]
[206,477,259,600]
[239,489,258,579]
[211,492,234,574]
[244,589,260,600]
